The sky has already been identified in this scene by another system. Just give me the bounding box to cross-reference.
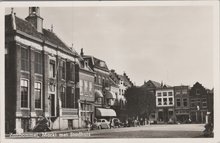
[5,5,214,89]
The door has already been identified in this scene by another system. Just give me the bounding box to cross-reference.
[21,118,29,132]
[164,108,168,122]
[50,94,55,116]
[68,120,73,130]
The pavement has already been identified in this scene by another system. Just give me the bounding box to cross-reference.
[89,124,206,138]
[6,124,207,138]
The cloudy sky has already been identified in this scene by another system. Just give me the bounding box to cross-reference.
[5,5,214,88]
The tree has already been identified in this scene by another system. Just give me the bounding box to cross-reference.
[124,86,156,119]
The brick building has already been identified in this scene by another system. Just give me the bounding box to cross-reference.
[80,49,117,120]
[189,82,212,123]
[109,70,133,121]
[78,57,95,127]
[5,7,80,133]
[174,85,190,123]
[140,80,161,122]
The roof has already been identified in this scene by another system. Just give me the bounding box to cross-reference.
[83,55,109,72]
[108,77,119,88]
[150,80,161,88]
[5,14,76,56]
[141,80,161,88]
[109,70,133,87]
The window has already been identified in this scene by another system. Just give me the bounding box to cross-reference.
[34,52,42,74]
[102,78,105,85]
[84,81,88,93]
[89,82,92,92]
[69,63,75,81]
[169,98,173,105]
[183,98,188,107]
[157,92,162,97]
[182,89,187,94]
[21,47,29,71]
[158,98,162,105]
[49,60,56,78]
[21,79,28,108]
[34,82,41,108]
[202,98,207,107]
[60,60,66,80]
[71,87,75,108]
[98,76,101,84]
[61,86,66,108]
[176,99,181,107]
[175,90,181,95]
[49,84,55,92]
[196,89,201,95]
[168,92,172,96]
[94,75,97,83]
[163,98,167,105]
[191,99,195,107]
[163,92,167,96]
[80,80,83,95]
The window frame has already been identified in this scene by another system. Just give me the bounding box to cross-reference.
[176,98,181,107]
[49,60,56,78]
[168,97,173,105]
[60,60,66,80]
[21,47,29,72]
[34,82,42,109]
[163,92,167,96]
[157,98,162,105]
[163,98,167,105]
[61,86,66,108]
[20,79,29,109]
[183,98,188,107]
[80,80,83,95]
[157,92,162,97]
[34,51,43,74]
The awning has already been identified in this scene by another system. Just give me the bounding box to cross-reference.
[95,90,103,98]
[105,91,116,99]
[96,108,116,117]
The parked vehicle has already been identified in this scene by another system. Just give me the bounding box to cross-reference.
[91,119,110,130]
[111,118,123,128]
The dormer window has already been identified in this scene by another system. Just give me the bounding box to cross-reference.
[100,61,105,67]
[85,61,88,67]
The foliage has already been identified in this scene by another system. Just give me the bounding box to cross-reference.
[124,86,156,119]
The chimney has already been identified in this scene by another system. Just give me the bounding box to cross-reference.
[51,24,53,33]
[80,48,84,56]
[25,7,43,33]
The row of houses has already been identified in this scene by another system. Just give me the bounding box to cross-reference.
[5,7,133,133]
[140,80,213,124]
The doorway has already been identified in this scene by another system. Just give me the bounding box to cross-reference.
[50,94,55,116]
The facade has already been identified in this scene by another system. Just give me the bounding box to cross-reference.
[140,80,162,121]
[109,70,133,121]
[189,82,210,123]
[5,7,80,133]
[78,58,95,127]
[174,86,190,123]
[155,86,175,123]
[80,49,117,120]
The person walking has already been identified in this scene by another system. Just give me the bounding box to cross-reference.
[85,118,91,131]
